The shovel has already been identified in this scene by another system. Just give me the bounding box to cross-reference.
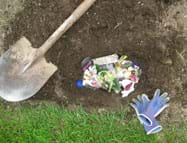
[0,0,96,102]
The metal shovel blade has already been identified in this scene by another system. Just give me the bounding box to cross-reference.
[0,37,57,102]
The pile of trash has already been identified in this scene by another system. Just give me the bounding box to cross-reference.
[76,54,142,97]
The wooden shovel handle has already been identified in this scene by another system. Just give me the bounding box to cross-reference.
[38,0,96,57]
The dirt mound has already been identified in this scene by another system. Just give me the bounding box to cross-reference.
[3,0,187,119]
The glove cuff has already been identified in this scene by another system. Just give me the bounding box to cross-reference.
[145,124,162,135]
[138,113,153,126]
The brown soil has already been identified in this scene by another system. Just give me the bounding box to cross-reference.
[3,0,187,118]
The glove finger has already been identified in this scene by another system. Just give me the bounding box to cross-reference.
[161,92,169,99]
[160,93,170,103]
[132,98,142,108]
[154,89,161,98]
[142,94,150,102]
[160,96,170,103]
[137,95,143,102]
[130,103,139,115]
[141,94,150,109]
[132,98,138,103]
[165,97,170,102]
[160,92,168,98]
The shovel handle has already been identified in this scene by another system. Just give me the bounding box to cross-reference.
[38,0,96,57]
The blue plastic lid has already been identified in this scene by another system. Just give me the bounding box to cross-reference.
[76,80,84,88]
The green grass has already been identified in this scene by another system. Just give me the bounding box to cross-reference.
[0,103,186,143]
[158,121,187,143]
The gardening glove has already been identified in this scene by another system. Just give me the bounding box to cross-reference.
[138,89,170,126]
[130,94,150,124]
[131,95,162,135]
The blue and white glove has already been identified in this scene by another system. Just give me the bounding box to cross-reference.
[138,89,170,126]
[130,94,150,124]
[131,94,162,135]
